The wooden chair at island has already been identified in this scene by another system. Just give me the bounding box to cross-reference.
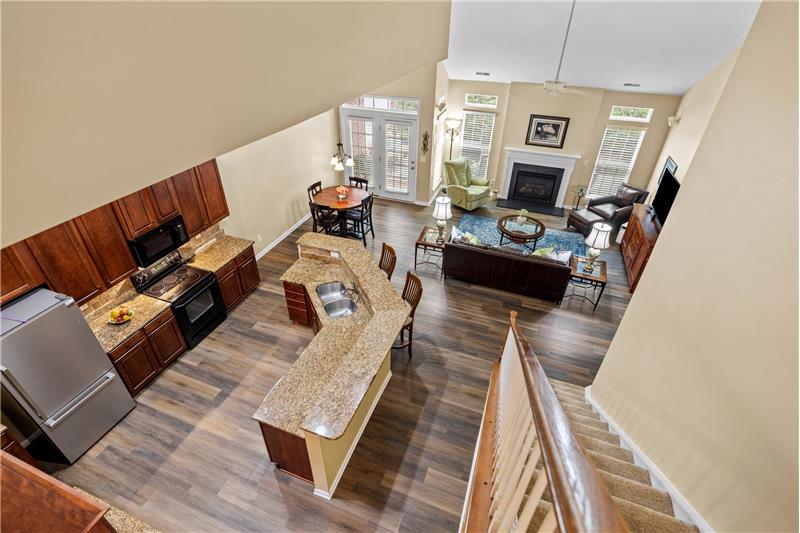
[379,243,397,280]
[348,177,369,191]
[393,272,423,358]
[307,181,322,203]
[309,202,339,235]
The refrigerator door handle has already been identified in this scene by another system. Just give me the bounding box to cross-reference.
[44,371,117,428]
[0,365,47,419]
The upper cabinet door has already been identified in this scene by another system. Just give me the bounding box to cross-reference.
[1,242,47,305]
[73,205,138,287]
[114,190,158,239]
[26,222,105,305]
[148,179,180,223]
[195,160,229,225]
[170,169,209,237]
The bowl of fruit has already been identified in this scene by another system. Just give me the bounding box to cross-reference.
[108,305,134,325]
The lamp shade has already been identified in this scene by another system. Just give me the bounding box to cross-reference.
[334,160,344,171]
[445,117,462,130]
[432,196,452,221]
[585,222,612,249]
[330,156,339,166]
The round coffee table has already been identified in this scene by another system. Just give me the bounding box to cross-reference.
[497,214,546,251]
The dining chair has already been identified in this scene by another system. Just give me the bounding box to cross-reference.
[349,177,369,192]
[344,194,374,245]
[309,202,339,235]
[307,181,323,203]
[379,243,397,281]
[393,272,423,358]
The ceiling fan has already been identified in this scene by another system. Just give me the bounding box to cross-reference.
[544,0,577,96]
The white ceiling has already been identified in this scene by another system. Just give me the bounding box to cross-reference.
[446,0,760,95]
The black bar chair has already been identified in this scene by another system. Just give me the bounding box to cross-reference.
[309,202,339,234]
[345,194,375,245]
[307,181,322,203]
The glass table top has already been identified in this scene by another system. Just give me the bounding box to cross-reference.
[500,217,543,236]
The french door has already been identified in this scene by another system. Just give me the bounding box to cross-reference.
[342,109,418,202]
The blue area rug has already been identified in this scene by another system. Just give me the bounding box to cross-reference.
[458,213,587,255]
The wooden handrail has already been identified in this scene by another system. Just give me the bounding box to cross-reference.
[509,311,629,533]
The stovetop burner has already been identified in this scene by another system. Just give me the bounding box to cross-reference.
[130,251,212,303]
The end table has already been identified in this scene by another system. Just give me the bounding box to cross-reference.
[563,255,608,312]
[415,225,447,277]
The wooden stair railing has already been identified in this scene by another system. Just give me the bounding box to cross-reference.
[460,312,628,533]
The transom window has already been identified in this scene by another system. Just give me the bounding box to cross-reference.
[460,111,496,181]
[465,93,499,109]
[609,105,653,123]
[344,96,419,114]
[587,126,646,197]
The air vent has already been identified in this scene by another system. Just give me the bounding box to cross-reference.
[623,82,641,87]
[475,71,490,77]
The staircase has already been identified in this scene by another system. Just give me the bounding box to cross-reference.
[546,378,699,533]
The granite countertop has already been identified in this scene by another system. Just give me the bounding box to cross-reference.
[188,235,254,273]
[85,294,170,353]
[253,232,410,440]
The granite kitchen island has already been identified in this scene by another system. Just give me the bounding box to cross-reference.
[252,233,410,499]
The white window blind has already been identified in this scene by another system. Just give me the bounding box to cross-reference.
[460,111,495,180]
[587,126,646,197]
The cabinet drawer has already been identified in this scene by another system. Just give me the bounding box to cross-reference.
[108,330,147,362]
[235,246,256,266]
[283,281,305,298]
[143,308,174,335]
[217,259,237,279]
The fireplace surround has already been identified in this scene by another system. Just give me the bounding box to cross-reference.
[498,147,581,216]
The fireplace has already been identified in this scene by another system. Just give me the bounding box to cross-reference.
[498,163,565,215]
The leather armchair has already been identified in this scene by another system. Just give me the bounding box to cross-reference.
[443,158,491,211]
[587,183,649,231]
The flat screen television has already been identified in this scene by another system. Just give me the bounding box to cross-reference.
[651,166,680,225]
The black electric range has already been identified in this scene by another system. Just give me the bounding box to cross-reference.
[130,251,226,348]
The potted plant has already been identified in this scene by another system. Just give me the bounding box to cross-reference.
[516,209,528,223]
[336,185,349,200]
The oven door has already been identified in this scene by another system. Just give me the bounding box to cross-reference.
[172,275,226,349]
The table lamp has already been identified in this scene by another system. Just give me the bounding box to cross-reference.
[584,222,611,273]
[432,195,453,243]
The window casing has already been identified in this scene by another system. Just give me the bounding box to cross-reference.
[460,111,495,181]
[587,126,646,197]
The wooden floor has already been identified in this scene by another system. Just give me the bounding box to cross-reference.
[56,199,631,532]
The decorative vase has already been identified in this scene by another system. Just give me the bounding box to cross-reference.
[337,193,347,200]
[516,216,526,223]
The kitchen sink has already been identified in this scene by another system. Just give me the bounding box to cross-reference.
[323,298,357,318]
[316,282,347,305]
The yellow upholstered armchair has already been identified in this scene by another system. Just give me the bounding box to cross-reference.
[442,158,491,211]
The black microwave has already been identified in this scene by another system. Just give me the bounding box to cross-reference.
[127,215,189,267]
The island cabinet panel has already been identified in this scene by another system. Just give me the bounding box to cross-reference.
[148,179,180,223]
[216,247,261,312]
[110,331,160,395]
[195,159,229,225]
[25,221,105,305]
[171,169,209,237]
[143,309,186,367]
[259,424,313,482]
[73,205,138,287]
[283,281,310,326]
[0,242,47,305]
[114,189,159,239]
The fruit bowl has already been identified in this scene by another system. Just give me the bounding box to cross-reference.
[107,306,134,325]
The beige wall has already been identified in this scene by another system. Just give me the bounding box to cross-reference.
[216,110,338,257]
[590,2,798,531]
[646,49,740,194]
[2,1,450,244]
[431,62,451,191]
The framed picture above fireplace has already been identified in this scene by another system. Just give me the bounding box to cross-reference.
[525,115,570,149]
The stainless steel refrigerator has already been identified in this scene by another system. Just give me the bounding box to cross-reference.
[0,288,135,463]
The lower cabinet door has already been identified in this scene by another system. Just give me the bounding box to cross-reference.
[217,270,243,311]
[146,316,187,368]
[115,339,160,395]
[238,256,261,294]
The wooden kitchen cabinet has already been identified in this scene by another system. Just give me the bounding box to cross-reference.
[620,204,660,293]
[1,427,38,469]
[0,242,47,305]
[215,246,261,312]
[113,190,159,239]
[171,168,209,237]
[143,308,186,367]
[74,205,138,287]
[283,281,310,326]
[195,160,230,226]
[110,332,160,395]
[148,179,180,223]
[25,222,106,306]
[237,248,260,294]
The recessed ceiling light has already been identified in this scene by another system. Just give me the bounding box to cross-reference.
[475,71,490,77]
[624,82,641,87]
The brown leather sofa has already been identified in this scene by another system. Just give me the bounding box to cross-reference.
[443,242,571,303]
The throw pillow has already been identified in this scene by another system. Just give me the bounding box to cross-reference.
[451,226,481,246]
[532,246,555,257]
[465,231,482,246]
[547,250,572,265]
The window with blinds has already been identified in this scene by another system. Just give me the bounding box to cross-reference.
[461,111,495,180]
[587,126,646,197]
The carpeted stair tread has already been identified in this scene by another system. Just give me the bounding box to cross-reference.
[578,434,635,463]
[613,497,699,533]
[548,378,587,394]
[599,471,674,515]
[570,421,621,445]
[567,411,609,431]
[558,399,603,420]
[553,386,586,400]
[586,450,652,486]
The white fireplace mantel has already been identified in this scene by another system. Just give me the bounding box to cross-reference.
[501,147,582,207]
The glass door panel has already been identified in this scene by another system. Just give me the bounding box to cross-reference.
[379,118,417,200]
[347,117,376,187]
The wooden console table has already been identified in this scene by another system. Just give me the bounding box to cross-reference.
[620,203,661,293]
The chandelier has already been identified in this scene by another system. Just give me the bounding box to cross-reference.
[329,142,353,171]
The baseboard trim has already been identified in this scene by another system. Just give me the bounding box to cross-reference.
[585,386,713,532]
[255,213,311,260]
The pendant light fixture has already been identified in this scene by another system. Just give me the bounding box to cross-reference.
[544,0,577,96]
[330,107,354,171]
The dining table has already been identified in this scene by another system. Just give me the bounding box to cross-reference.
[312,185,371,238]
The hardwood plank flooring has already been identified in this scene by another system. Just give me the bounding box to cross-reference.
[55,199,631,532]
